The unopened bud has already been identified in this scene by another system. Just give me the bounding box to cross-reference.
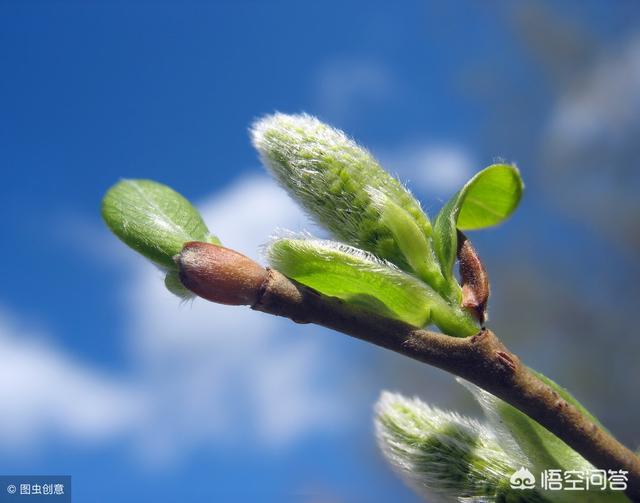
[457,231,489,324]
[251,113,432,276]
[375,391,532,501]
[175,242,268,306]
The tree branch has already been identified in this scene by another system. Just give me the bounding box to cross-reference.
[177,241,640,501]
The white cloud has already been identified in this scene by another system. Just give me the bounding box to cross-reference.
[0,175,354,460]
[546,35,640,163]
[313,59,396,122]
[0,309,143,450]
[376,143,474,196]
[541,34,640,249]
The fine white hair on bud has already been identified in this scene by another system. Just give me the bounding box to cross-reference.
[251,113,435,279]
[375,391,541,502]
[265,236,436,328]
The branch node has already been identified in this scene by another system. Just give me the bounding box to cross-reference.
[470,328,490,345]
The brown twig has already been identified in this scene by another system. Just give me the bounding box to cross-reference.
[176,241,640,501]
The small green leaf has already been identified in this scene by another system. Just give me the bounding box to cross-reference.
[268,238,434,327]
[102,179,219,269]
[267,238,478,336]
[433,164,523,279]
[457,164,524,230]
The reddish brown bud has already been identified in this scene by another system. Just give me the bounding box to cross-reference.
[457,231,490,325]
[175,241,268,306]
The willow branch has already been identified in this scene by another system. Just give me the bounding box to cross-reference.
[177,241,640,501]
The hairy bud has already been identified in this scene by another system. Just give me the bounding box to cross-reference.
[175,242,268,306]
[375,391,542,502]
[251,113,436,280]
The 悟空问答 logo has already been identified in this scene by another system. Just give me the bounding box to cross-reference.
[510,467,536,490]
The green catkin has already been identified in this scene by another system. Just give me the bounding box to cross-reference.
[251,113,437,280]
[375,392,546,503]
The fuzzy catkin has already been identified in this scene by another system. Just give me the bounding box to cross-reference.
[375,392,545,502]
[251,113,432,273]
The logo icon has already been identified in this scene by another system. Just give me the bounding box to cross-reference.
[510,467,536,490]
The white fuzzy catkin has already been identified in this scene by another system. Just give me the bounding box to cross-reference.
[375,391,542,502]
[251,113,432,275]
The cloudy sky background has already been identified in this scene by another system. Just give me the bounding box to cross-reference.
[2,1,640,501]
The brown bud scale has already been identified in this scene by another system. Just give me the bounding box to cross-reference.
[457,231,490,324]
[175,241,268,306]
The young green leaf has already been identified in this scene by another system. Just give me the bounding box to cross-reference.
[101,179,220,269]
[251,113,434,277]
[433,164,523,280]
[267,237,432,327]
[456,164,524,230]
[267,237,478,335]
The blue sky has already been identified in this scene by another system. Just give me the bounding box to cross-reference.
[2,1,640,502]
